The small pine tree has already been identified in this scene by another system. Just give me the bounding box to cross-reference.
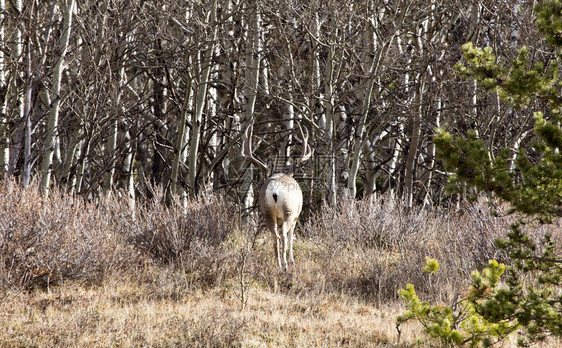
[400,1,562,346]
[397,258,518,347]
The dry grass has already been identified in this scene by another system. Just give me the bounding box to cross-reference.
[0,180,560,346]
[1,271,559,347]
[0,273,409,347]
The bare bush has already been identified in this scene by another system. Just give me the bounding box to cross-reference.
[299,195,549,302]
[128,190,240,288]
[2,177,558,312]
[0,180,242,292]
[0,180,138,290]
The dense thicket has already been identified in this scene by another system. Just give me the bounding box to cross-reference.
[0,0,547,211]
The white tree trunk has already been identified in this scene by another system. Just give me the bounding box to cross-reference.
[0,0,8,174]
[6,0,25,178]
[171,60,192,207]
[187,0,217,193]
[241,0,262,216]
[22,41,33,189]
[207,66,219,188]
[103,119,118,192]
[39,0,75,193]
[121,129,136,215]
[75,138,90,195]
[421,71,440,207]
[403,77,425,208]
[311,12,323,129]
[282,59,294,167]
[324,45,336,206]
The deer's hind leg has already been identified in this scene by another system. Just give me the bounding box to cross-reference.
[280,219,296,270]
[265,216,281,268]
[287,217,297,265]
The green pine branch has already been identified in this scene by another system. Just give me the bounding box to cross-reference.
[399,1,562,346]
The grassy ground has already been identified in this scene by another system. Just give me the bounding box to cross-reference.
[1,273,413,347]
[2,237,560,347]
[1,181,560,346]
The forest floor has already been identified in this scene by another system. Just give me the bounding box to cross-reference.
[1,271,414,347]
[2,236,560,347]
[1,183,561,346]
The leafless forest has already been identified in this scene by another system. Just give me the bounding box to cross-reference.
[0,0,548,209]
[1,2,561,345]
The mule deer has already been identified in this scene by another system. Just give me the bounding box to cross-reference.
[242,121,313,270]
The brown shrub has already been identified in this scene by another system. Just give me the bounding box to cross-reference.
[0,180,138,291]
[0,180,242,292]
[299,195,558,302]
[2,178,558,308]
[127,189,240,288]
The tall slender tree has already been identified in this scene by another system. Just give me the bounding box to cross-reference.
[39,0,76,192]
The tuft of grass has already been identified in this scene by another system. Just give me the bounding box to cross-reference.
[130,190,240,289]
